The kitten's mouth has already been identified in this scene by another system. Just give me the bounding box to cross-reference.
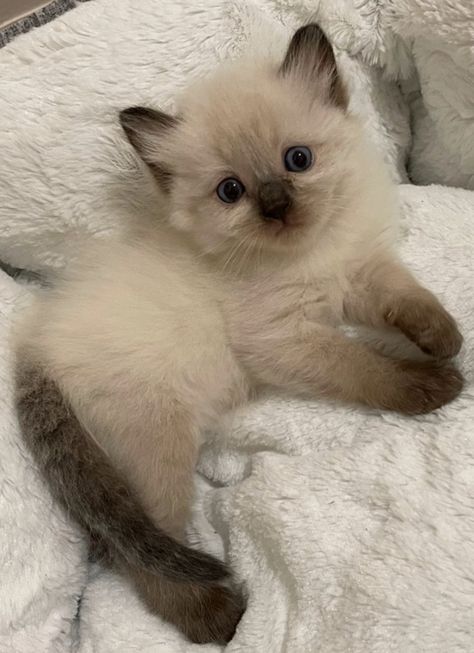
[263,214,306,236]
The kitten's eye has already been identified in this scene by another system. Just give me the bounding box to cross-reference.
[284,146,313,172]
[216,178,245,203]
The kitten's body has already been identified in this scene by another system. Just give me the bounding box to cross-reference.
[15,25,463,644]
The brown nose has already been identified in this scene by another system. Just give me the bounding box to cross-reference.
[258,181,292,222]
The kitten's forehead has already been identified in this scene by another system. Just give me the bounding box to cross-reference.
[181,64,315,171]
[211,93,284,170]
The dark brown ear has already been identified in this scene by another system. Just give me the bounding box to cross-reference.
[280,24,348,110]
[119,106,179,190]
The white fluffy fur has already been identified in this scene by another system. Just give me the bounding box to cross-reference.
[0,275,89,653]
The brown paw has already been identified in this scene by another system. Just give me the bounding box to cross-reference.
[181,583,245,644]
[389,360,464,415]
[386,297,463,359]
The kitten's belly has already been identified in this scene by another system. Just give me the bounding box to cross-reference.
[26,237,249,430]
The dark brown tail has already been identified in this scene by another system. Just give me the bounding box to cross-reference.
[14,362,229,584]
[127,565,245,643]
[15,361,244,641]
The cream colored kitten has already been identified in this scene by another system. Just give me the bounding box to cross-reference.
[15,24,463,644]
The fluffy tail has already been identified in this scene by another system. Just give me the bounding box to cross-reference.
[14,362,228,584]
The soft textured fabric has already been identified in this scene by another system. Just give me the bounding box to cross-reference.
[387,0,474,189]
[0,0,89,49]
[0,1,473,652]
[0,273,88,653]
[280,0,474,189]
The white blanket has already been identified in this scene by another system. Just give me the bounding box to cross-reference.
[0,1,473,652]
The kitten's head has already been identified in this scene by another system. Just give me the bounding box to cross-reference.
[120,24,364,261]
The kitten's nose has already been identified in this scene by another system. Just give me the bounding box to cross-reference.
[258,181,292,222]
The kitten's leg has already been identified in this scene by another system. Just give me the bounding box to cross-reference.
[115,402,198,539]
[344,255,463,359]
[79,392,198,539]
[244,326,463,414]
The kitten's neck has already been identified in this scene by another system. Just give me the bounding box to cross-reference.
[203,243,302,281]
[201,212,358,282]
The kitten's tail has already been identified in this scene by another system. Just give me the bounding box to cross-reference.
[14,361,228,585]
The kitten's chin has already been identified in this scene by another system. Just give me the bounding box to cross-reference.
[186,217,318,268]
[260,218,317,253]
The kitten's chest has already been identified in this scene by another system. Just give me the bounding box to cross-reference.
[224,271,346,339]
[298,280,344,325]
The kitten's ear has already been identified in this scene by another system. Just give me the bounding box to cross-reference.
[280,24,348,110]
[119,106,179,190]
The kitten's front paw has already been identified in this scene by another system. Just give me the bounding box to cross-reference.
[386,298,463,359]
[389,360,464,415]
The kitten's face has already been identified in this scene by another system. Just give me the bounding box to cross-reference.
[121,25,362,261]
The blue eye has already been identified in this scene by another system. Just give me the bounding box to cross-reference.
[216,178,245,203]
[284,146,313,172]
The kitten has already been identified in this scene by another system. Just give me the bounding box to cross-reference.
[14,24,463,644]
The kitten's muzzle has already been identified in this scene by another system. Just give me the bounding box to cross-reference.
[258,181,292,223]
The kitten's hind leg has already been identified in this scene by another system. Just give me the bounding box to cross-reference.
[111,402,245,643]
[112,400,199,540]
[82,391,246,642]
